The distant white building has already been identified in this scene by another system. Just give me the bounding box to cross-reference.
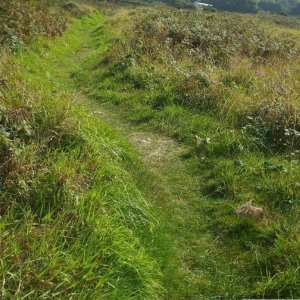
[193,2,213,9]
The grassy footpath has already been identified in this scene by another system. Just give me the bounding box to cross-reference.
[0,12,170,299]
[73,6,300,299]
[1,5,299,299]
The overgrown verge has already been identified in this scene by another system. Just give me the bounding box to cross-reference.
[74,7,300,298]
[105,9,300,150]
[0,8,165,299]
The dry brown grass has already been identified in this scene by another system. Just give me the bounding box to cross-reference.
[235,200,264,219]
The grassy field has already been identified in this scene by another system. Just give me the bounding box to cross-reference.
[1,1,300,299]
[0,9,168,299]
[74,5,300,299]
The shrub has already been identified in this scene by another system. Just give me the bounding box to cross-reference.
[0,0,69,50]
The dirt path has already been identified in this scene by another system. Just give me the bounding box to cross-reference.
[93,105,188,170]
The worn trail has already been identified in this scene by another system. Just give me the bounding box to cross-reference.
[48,12,245,298]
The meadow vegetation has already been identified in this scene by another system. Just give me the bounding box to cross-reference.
[0,2,166,298]
[0,0,68,50]
[1,0,300,299]
[75,6,300,298]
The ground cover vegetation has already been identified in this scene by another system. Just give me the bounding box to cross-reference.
[0,2,169,298]
[74,6,300,298]
[1,0,300,298]
[0,0,69,50]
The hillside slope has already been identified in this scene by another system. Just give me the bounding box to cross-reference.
[1,2,300,299]
[73,5,300,299]
[0,10,166,299]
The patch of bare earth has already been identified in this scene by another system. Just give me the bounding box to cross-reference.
[128,132,186,171]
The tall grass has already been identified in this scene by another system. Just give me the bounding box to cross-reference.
[74,6,300,298]
[0,0,69,50]
[1,1,300,298]
[0,8,165,299]
[102,8,300,151]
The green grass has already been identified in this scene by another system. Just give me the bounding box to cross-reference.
[0,12,170,299]
[1,3,300,299]
[72,6,300,299]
